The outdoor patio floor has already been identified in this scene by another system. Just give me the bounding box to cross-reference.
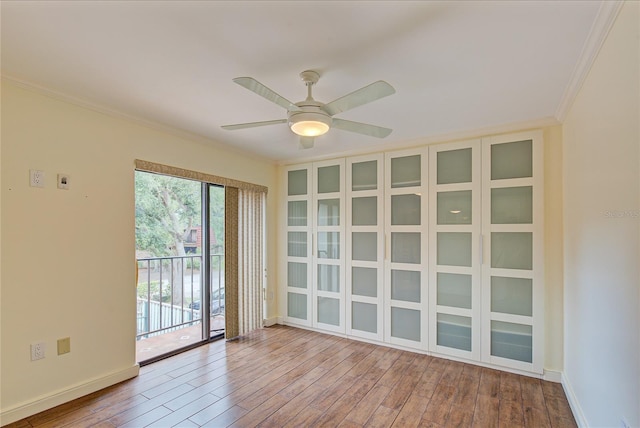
[136,314,225,363]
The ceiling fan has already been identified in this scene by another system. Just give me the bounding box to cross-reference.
[221,70,395,149]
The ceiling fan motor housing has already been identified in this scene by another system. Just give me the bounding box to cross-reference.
[288,100,332,137]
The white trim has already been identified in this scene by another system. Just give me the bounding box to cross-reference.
[555,1,625,122]
[263,316,279,327]
[562,372,589,428]
[542,369,562,383]
[0,365,139,426]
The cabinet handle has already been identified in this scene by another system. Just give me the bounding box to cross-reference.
[479,234,484,265]
[312,233,315,257]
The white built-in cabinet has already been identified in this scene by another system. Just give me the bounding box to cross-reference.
[282,130,544,374]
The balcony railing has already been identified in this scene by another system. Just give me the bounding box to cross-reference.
[136,254,224,340]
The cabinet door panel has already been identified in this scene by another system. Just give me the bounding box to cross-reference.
[437,191,472,225]
[288,201,308,226]
[491,140,533,180]
[491,186,532,224]
[288,169,308,196]
[287,262,307,289]
[287,292,307,320]
[391,232,421,264]
[352,197,377,225]
[391,270,421,303]
[437,313,472,351]
[352,302,377,333]
[437,273,472,309]
[437,232,472,267]
[491,276,532,316]
[391,307,421,342]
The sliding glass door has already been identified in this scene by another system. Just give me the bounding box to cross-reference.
[135,172,224,364]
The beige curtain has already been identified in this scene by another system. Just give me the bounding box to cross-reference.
[225,187,266,339]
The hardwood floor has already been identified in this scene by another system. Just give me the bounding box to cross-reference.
[6,325,577,428]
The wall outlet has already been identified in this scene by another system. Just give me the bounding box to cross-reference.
[31,342,45,361]
[57,337,71,355]
[57,173,70,190]
[30,170,45,188]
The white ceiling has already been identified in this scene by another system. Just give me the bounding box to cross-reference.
[1,1,605,162]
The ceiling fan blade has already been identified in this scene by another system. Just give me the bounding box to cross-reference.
[332,118,392,138]
[233,77,301,112]
[299,137,314,149]
[323,81,395,116]
[221,118,287,130]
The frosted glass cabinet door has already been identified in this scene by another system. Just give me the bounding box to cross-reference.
[285,164,312,327]
[347,154,383,340]
[429,141,480,360]
[482,131,543,374]
[385,148,427,349]
[313,159,345,334]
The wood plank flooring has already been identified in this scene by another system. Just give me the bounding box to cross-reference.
[5,325,577,428]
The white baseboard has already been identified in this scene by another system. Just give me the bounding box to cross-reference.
[0,364,139,426]
[263,316,279,327]
[561,372,588,428]
[543,369,563,383]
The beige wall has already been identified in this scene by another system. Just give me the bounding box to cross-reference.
[562,1,639,426]
[0,81,279,422]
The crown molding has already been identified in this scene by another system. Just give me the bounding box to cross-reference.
[555,1,624,122]
[1,74,277,165]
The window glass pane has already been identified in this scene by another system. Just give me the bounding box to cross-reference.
[491,140,532,180]
[391,232,421,264]
[318,165,340,193]
[391,194,421,225]
[437,273,471,309]
[437,191,472,225]
[491,276,533,316]
[391,155,421,188]
[317,199,340,226]
[352,197,377,226]
[437,148,472,184]
[437,313,471,351]
[352,302,377,333]
[287,292,307,320]
[318,297,340,326]
[352,267,377,297]
[391,307,420,341]
[491,321,532,363]
[352,232,377,262]
[491,186,533,224]
[491,232,532,270]
[288,201,307,226]
[437,232,472,267]
[288,169,307,196]
[317,264,340,292]
[317,232,340,259]
[352,160,377,191]
[391,270,421,303]
[287,262,307,289]
[287,232,307,257]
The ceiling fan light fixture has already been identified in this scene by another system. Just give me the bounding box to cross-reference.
[289,112,331,137]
